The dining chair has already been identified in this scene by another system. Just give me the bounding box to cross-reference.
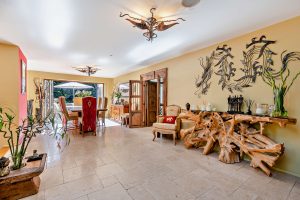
[73,97,82,106]
[58,96,79,131]
[79,97,97,136]
[98,97,108,127]
[98,97,103,109]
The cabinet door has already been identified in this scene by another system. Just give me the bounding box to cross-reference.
[129,80,143,128]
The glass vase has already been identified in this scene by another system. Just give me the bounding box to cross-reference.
[272,87,288,118]
[12,154,24,170]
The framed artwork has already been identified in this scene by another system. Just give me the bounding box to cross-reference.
[119,82,129,97]
[21,60,26,94]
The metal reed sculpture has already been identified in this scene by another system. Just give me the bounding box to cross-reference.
[120,8,185,42]
[195,35,300,99]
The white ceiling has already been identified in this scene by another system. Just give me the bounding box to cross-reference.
[0,0,300,78]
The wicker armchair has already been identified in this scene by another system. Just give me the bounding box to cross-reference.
[152,105,181,145]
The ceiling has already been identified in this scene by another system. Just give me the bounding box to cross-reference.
[0,0,299,78]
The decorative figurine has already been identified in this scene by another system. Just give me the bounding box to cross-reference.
[244,98,254,115]
[227,95,244,114]
[185,103,191,111]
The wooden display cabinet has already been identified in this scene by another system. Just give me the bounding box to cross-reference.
[110,104,129,122]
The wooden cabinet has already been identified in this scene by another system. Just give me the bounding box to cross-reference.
[110,105,129,121]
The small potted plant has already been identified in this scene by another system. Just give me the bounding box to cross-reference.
[263,55,300,117]
[112,86,122,104]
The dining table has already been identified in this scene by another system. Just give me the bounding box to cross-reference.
[66,105,108,118]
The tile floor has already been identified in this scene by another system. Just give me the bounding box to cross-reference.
[22,122,300,200]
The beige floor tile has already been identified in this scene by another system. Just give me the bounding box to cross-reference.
[127,185,155,200]
[142,176,195,200]
[64,175,103,199]
[174,168,213,197]
[44,184,70,200]
[40,167,64,190]
[88,183,132,200]
[74,196,89,200]
[101,175,119,188]
[20,121,300,200]
[63,165,96,183]
[95,163,124,179]
[230,187,262,200]
[197,186,232,200]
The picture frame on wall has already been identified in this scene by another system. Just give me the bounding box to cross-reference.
[21,60,26,94]
[119,82,129,97]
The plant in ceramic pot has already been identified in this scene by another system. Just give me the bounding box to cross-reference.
[112,86,122,104]
[75,90,92,97]
[0,107,67,170]
[263,53,300,117]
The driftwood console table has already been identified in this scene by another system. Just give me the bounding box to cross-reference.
[0,153,47,200]
[179,112,296,176]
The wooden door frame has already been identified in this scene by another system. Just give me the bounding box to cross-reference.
[140,68,168,126]
[129,80,143,128]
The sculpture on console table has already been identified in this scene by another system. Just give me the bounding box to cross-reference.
[179,111,296,176]
[227,95,243,114]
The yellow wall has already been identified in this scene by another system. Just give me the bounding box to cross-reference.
[114,16,300,177]
[0,44,20,147]
[27,70,114,115]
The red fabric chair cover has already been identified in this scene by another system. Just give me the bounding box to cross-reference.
[82,97,97,133]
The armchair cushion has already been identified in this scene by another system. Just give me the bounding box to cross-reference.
[153,123,176,130]
[163,116,177,124]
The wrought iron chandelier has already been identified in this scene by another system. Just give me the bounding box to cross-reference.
[120,8,185,42]
[74,66,100,76]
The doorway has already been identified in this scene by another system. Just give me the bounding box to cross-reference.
[145,80,158,126]
[128,68,167,128]
[141,68,167,127]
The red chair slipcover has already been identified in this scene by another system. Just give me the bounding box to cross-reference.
[81,97,97,134]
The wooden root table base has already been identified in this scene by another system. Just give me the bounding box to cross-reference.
[179,112,296,176]
[0,154,47,200]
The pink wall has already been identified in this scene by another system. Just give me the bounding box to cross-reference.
[18,48,27,124]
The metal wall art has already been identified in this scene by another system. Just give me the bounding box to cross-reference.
[195,35,300,97]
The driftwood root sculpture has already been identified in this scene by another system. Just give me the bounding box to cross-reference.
[180,112,295,176]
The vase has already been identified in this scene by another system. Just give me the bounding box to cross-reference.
[12,154,24,170]
[185,103,190,111]
[272,87,288,117]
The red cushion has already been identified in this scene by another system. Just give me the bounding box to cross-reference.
[163,116,177,124]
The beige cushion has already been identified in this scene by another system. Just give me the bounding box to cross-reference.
[181,119,196,130]
[153,122,176,130]
[166,105,181,116]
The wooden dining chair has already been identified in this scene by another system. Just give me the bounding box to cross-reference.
[73,97,82,106]
[79,97,97,136]
[58,96,78,131]
[98,97,108,127]
[98,97,103,109]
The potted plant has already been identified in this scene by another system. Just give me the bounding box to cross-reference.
[263,53,300,117]
[112,86,122,104]
[0,107,67,171]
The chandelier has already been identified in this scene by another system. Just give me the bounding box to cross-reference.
[74,66,100,76]
[120,8,185,42]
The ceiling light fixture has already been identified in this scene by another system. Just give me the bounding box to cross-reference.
[181,0,201,8]
[73,65,100,76]
[120,8,185,42]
